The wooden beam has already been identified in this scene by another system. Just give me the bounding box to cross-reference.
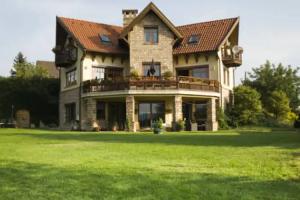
[174,55,178,65]
[101,55,106,62]
[185,54,189,64]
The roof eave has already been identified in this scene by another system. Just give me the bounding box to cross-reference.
[217,17,240,50]
[56,16,87,51]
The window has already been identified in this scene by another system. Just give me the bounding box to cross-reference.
[96,101,105,120]
[99,34,111,44]
[192,66,209,79]
[106,68,123,80]
[65,103,76,123]
[143,63,161,77]
[92,67,105,80]
[223,67,229,85]
[139,102,165,128]
[194,102,207,120]
[188,35,199,44]
[144,27,158,44]
[66,69,76,86]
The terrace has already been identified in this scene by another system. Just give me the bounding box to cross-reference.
[82,76,220,93]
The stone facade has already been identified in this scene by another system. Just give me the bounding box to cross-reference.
[81,98,97,131]
[126,96,136,132]
[59,87,80,129]
[173,95,183,129]
[128,12,175,75]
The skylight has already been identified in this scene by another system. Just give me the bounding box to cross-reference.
[188,35,199,44]
[99,34,111,43]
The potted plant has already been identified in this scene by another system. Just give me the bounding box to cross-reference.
[111,121,118,131]
[130,69,139,80]
[152,118,163,134]
[163,70,173,80]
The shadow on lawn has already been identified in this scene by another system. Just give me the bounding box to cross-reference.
[7,130,300,149]
[0,160,299,200]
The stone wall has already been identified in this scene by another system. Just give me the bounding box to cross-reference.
[206,98,218,131]
[59,87,80,129]
[128,12,175,75]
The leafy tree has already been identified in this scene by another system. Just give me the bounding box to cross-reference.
[243,60,300,111]
[11,52,49,78]
[265,90,298,125]
[267,90,290,119]
[230,85,263,125]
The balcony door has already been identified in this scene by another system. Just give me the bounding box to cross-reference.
[139,102,165,128]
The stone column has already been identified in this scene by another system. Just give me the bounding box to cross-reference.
[172,95,183,130]
[126,96,136,132]
[82,98,97,131]
[206,98,218,131]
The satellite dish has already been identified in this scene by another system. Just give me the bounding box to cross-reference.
[232,46,243,54]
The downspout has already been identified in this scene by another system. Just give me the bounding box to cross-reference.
[79,49,86,130]
[218,52,223,108]
[232,67,236,106]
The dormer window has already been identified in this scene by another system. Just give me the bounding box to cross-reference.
[99,34,111,44]
[188,35,199,44]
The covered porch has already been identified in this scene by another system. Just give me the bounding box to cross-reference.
[81,95,218,132]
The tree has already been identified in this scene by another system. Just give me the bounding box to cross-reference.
[230,85,263,125]
[243,61,300,111]
[11,52,49,78]
[14,52,27,65]
[0,77,59,125]
[267,91,290,119]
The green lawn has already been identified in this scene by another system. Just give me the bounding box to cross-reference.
[0,128,299,200]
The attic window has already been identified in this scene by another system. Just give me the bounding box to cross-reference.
[99,34,111,44]
[188,35,199,44]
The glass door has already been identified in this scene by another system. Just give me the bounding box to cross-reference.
[139,102,165,128]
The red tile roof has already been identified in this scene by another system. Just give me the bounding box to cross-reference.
[57,16,238,55]
[58,17,128,54]
[173,18,239,54]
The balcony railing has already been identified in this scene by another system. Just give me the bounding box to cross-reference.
[222,47,243,67]
[54,47,77,67]
[82,76,220,93]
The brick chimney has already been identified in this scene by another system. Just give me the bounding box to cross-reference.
[122,9,138,27]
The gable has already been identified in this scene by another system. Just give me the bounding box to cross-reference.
[120,2,182,39]
[174,17,239,54]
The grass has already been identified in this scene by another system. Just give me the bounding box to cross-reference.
[0,128,299,200]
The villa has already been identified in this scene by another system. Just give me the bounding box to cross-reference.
[53,2,243,131]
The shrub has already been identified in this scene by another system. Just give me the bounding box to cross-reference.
[232,85,263,126]
[176,119,185,131]
[152,118,163,134]
[217,107,229,129]
[125,118,132,131]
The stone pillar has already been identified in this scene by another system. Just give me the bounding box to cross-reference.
[172,95,183,130]
[82,98,97,131]
[126,96,136,132]
[206,98,218,131]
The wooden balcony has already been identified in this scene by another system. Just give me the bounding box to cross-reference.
[54,47,77,67]
[82,76,220,93]
[222,47,243,67]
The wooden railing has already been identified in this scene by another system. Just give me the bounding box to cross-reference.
[82,76,220,93]
[221,47,243,67]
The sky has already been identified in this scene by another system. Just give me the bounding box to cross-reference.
[0,0,299,83]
